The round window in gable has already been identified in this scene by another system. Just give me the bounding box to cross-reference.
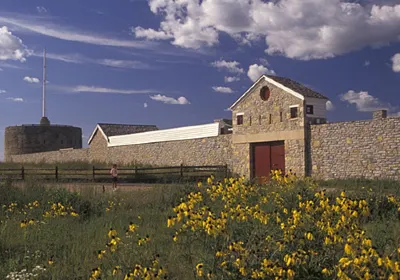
[260,86,270,101]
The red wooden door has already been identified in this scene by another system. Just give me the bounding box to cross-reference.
[270,141,285,173]
[252,141,285,184]
[253,143,271,184]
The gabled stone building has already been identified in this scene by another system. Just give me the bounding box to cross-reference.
[229,75,329,182]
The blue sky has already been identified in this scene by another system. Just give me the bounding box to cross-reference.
[0,0,400,160]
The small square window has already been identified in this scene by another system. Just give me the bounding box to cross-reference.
[290,107,298,118]
[306,105,314,115]
[237,115,243,125]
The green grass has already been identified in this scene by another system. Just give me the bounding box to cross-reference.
[0,177,399,279]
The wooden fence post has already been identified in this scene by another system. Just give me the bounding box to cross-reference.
[21,166,25,181]
[55,166,58,181]
[134,166,137,178]
[224,164,228,178]
[180,163,183,178]
[92,166,95,181]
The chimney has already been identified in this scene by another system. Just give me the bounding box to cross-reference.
[373,110,387,120]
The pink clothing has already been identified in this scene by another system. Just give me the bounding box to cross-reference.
[110,167,118,177]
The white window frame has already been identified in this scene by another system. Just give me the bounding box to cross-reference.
[289,105,299,119]
[236,112,244,125]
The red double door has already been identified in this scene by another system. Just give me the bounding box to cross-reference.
[251,141,285,184]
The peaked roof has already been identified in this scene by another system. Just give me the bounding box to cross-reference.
[229,75,329,110]
[88,123,158,145]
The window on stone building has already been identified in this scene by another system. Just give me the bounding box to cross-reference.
[61,140,63,144]
[249,116,252,126]
[280,112,283,122]
[259,115,262,125]
[306,105,314,115]
[290,106,298,119]
[43,140,46,144]
[269,114,272,124]
[236,114,243,125]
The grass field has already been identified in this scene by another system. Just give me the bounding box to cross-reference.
[1,172,400,280]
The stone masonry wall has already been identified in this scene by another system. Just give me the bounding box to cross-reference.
[8,148,89,164]
[231,78,306,177]
[310,117,400,180]
[100,135,233,167]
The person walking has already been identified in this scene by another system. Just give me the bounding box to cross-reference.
[110,164,118,191]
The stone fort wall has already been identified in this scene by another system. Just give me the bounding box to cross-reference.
[8,133,235,172]
[6,115,400,180]
[309,116,400,180]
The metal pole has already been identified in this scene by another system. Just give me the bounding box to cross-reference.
[42,48,47,118]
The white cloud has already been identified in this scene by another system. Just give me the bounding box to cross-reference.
[36,6,47,13]
[364,60,370,66]
[150,94,190,105]
[23,76,40,83]
[247,64,276,82]
[144,102,148,108]
[31,52,153,69]
[340,90,397,112]
[211,60,244,74]
[7,97,23,102]
[326,100,335,111]
[0,89,6,93]
[133,27,173,40]
[0,14,155,49]
[132,1,400,60]
[224,76,240,83]
[212,86,233,93]
[71,85,162,94]
[0,26,30,62]
[391,53,400,72]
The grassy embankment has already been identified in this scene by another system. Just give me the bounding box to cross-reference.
[1,173,399,279]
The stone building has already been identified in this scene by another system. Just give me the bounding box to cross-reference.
[229,75,329,182]
[5,74,400,181]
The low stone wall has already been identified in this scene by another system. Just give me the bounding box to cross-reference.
[102,135,233,167]
[8,148,90,164]
[310,117,400,180]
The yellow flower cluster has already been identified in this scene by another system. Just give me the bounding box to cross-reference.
[388,195,400,212]
[20,218,38,228]
[168,172,400,279]
[90,221,166,280]
[105,198,123,212]
[43,202,79,218]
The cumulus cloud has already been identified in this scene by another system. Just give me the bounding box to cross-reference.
[23,76,40,83]
[340,90,397,112]
[364,60,370,66]
[224,76,240,83]
[0,89,6,93]
[150,94,190,105]
[0,26,30,62]
[247,64,276,82]
[326,100,335,111]
[211,60,244,74]
[144,102,148,108]
[132,0,400,60]
[7,97,23,102]
[212,86,233,93]
[391,53,400,72]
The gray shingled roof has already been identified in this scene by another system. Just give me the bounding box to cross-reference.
[266,75,329,100]
[98,123,159,137]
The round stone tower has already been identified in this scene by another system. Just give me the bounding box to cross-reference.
[3,48,83,161]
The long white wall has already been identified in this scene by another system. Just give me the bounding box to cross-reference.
[107,123,221,147]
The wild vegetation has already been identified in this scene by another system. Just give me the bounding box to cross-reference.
[0,172,399,279]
